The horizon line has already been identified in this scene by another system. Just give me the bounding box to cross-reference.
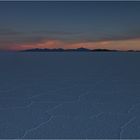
[1,47,140,52]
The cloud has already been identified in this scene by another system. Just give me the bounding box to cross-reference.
[66,26,140,43]
[1,27,140,51]
[0,39,20,51]
[32,30,83,36]
[1,36,140,51]
[16,37,140,51]
[18,39,66,50]
[0,28,23,36]
[1,27,140,43]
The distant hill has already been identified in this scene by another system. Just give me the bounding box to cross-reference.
[21,47,122,52]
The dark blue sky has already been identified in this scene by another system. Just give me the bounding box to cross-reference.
[0,1,140,50]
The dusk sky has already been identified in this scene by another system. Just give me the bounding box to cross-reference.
[0,1,140,51]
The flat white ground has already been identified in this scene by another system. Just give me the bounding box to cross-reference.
[0,52,140,139]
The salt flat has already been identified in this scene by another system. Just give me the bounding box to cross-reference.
[0,52,140,139]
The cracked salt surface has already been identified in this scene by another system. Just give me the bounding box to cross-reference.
[21,115,54,139]
[0,52,140,138]
[119,117,136,139]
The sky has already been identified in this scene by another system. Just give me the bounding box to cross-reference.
[0,1,140,51]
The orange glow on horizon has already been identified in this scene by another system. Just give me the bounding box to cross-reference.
[8,38,140,51]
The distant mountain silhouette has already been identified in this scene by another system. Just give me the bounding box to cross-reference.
[21,47,140,52]
[21,47,121,52]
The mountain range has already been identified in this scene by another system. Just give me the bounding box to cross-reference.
[20,47,140,52]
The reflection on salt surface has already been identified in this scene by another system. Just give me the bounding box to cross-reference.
[0,52,140,138]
